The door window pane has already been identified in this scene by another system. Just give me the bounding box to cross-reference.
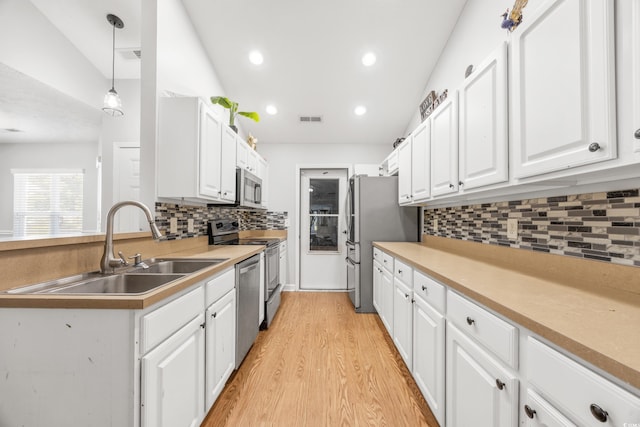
[309,179,339,214]
[308,178,340,252]
[309,216,338,251]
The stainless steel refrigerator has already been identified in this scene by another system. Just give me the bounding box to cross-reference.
[345,175,420,312]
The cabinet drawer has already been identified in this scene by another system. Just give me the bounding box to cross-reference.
[141,286,204,354]
[527,337,640,426]
[413,270,445,314]
[381,252,394,273]
[447,291,518,368]
[394,259,413,285]
[373,247,382,263]
[205,268,235,307]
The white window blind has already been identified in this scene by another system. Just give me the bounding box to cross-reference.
[12,169,84,237]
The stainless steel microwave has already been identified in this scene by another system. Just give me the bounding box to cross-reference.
[236,168,262,209]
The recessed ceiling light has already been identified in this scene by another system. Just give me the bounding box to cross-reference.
[354,105,367,116]
[266,105,278,115]
[249,50,264,65]
[362,52,376,67]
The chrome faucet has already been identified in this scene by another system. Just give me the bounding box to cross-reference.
[100,201,163,273]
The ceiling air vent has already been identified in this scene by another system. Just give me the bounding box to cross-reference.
[299,116,323,123]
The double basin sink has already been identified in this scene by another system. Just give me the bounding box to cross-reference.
[5,258,228,295]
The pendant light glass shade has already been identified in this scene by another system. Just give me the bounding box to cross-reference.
[102,14,124,117]
[103,88,123,116]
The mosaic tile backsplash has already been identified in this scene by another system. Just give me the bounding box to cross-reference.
[155,203,288,240]
[423,189,640,267]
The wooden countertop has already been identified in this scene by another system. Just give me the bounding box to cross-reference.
[374,237,640,391]
[0,245,263,310]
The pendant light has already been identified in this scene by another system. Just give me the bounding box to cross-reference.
[102,14,124,117]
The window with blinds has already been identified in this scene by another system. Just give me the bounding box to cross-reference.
[12,169,84,237]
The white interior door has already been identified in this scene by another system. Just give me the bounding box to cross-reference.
[113,143,142,232]
[300,169,348,290]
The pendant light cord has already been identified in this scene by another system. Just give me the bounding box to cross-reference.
[111,20,115,91]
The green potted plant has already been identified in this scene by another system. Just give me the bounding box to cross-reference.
[210,96,260,133]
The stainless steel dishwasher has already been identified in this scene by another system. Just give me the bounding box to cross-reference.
[235,254,260,368]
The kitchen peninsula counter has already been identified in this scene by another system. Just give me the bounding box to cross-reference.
[374,236,640,391]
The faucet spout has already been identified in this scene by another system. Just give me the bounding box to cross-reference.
[100,201,163,274]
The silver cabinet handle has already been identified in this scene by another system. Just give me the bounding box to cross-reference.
[421,285,427,293]
[588,142,601,152]
[496,379,505,390]
[590,404,608,423]
[449,183,454,189]
[635,128,640,139]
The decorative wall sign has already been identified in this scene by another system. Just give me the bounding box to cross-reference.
[419,90,437,121]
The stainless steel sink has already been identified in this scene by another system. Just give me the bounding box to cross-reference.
[129,258,228,274]
[47,273,185,294]
[4,257,229,295]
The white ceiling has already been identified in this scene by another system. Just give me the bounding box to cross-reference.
[6,0,468,147]
[182,0,467,145]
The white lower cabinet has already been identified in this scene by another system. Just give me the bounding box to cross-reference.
[141,314,206,427]
[412,293,445,426]
[393,276,413,369]
[526,337,640,426]
[446,322,519,427]
[378,255,394,336]
[205,288,236,408]
[524,389,577,427]
[372,259,383,313]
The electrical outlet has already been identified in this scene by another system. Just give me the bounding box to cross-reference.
[284,218,290,227]
[506,218,518,240]
[187,218,194,233]
[169,217,178,234]
[433,218,438,232]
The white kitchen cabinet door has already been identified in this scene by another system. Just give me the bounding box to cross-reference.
[141,314,206,427]
[279,242,288,286]
[380,267,394,336]
[393,277,413,370]
[236,136,250,170]
[459,42,508,190]
[205,289,236,410]
[199,105,223,199]
[411,121,431,202]
[247,148,259,175]
[220,126,237,202]
[372,261,382,314]
[523,389,577,427]
[618,0,640,155]
[430,94,459,197]
[510,0,616,178]
[446,322,518,427]
[397,138,413,205]
[413,295,445,426]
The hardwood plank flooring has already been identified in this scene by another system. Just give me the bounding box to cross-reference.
[202,292,439,427]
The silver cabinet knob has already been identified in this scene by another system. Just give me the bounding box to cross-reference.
[449,183,454,189]
[635,128,640,139]
[458,181,463,186]
[588,142,601,152]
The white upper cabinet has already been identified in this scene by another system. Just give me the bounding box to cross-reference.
[398,138,413,205]
[430,93,459,197]
[199,106,223,199]
[157,97,236,203]
[510,0,616,178]
[617,0,640,156]
[459,42,509,190]
[236,137,250,171]
[220,126,238,202]
[411,121,431,202]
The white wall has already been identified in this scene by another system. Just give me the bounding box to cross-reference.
[0,142,100,234]
[405,0,508,134]
[258,142,389,285]
[0,0,105,108]
[139,0,232,210]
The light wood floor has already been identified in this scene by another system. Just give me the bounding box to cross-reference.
[202,292,439,427]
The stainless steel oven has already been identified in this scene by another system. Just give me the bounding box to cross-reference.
[236,168,262,209]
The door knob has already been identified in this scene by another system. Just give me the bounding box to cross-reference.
[588,142,601,152]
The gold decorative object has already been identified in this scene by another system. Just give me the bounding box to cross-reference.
[247,133,258,150]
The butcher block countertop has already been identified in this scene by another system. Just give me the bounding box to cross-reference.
[0,245,263,310]
[374,236,640,391]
